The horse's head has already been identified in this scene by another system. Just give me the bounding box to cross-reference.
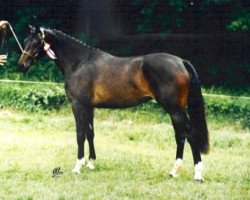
[18,25,45,73]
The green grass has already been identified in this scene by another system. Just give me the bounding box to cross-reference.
[203,86,250,97]
[0,106,249,200]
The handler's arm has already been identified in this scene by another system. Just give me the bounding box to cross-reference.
[0,21,9,66]
[0,55,7,66]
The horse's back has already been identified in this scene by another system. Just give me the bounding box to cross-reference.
[143,53,186,72]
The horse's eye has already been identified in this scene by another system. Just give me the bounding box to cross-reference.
[32,40,41,46]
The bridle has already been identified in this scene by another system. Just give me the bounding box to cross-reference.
[2,24,55,62]
[21,28,46,62]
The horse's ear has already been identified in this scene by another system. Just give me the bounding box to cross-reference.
[34,25,40,31]
[28,24,40,34]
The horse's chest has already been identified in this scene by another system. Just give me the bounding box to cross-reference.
[65,77,92,103]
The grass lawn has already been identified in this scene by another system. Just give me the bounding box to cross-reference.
[0,107,249,200]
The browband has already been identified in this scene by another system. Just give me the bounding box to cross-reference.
[40,27,45,39]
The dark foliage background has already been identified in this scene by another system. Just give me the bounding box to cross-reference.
[0,0,249,88]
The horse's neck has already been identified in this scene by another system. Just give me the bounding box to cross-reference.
[46,30,90,75]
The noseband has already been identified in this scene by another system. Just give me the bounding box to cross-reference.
[22,51,40,62]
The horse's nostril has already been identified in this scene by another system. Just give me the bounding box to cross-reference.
[17,63,27,73]
[18,63,24,69]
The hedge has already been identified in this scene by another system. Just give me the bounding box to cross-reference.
[0,82,249,129]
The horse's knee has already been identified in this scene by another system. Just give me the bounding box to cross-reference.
[86,131,94,141]
[77,132,86,144]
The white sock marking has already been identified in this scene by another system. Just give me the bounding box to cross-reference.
[72,157,85,174]
[194,161,203,181]
[86,159,95,169]
[169,158,183,177]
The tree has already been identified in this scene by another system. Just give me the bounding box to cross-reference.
[131,0,250,34]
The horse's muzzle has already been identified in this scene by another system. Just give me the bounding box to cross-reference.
[17,63,29,73]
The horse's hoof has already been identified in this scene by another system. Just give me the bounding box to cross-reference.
[195,179,203,183]
[169,159,182,178]
[72,158,85,174]
[72,168,81,174]
[86,160,95,170]
[169,173,178,178]
[72,170,80,174]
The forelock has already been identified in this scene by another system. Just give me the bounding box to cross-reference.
[30,27,37,34]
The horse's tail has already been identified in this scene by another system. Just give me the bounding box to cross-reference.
[183,60,209,154]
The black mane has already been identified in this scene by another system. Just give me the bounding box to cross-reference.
[50,29,100,52]
[43,28,110,64]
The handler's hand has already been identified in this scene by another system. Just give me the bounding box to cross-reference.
[0,21,9,29]
[0,55,7,66]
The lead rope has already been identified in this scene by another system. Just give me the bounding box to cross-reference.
[7,22,24,53]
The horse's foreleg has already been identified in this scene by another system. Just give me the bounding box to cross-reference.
[72,102,94,174]
[86,111,96,170]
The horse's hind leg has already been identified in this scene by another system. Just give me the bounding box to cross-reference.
[186,129,203,181]
[168,111,186,177]
[174,112,203,181]
[168,110,203,181]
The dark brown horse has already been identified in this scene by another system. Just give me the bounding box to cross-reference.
[18,26,209,181]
